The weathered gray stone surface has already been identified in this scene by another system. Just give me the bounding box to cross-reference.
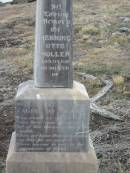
[6,132,98,173]
[15,80,90,152]
[34,0,73,88]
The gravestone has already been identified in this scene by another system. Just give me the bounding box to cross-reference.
[6,0,98,173]
[34,0,73,87]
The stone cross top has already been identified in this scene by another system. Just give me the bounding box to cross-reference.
[34,0,73,88]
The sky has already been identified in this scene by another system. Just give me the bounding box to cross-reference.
[0,0,13,3]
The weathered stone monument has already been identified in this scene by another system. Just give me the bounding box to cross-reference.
[6,0,98,172]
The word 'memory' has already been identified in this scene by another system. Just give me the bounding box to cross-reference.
[43,19,70,26]
[43,35,71,41]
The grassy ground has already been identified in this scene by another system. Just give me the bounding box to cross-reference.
[73,0,130,99]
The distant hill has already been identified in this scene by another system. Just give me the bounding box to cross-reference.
[0,2,5,5]
[0,1,13,5]
[13,0,35,4]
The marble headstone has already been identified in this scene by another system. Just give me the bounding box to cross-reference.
[34,0,73,88]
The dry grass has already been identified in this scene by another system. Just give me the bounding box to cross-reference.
[81,26,100,35]
[110,33,129,47]
[5,47,30,57]
[14,51,33,72]
[113,75,125,86]
[73,0,130,102]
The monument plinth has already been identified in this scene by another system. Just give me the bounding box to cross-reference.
[15,81,90,152]
[6,0,98,172]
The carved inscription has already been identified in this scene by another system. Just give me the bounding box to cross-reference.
[16,100,87,152]
[35,0,73,87]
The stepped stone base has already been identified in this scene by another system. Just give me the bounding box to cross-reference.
[6,132,98,173]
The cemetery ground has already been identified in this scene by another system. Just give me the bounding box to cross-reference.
[0,0,130,172]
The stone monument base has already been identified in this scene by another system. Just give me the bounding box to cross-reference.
[6,132,98,173]
[15,80,90,152]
